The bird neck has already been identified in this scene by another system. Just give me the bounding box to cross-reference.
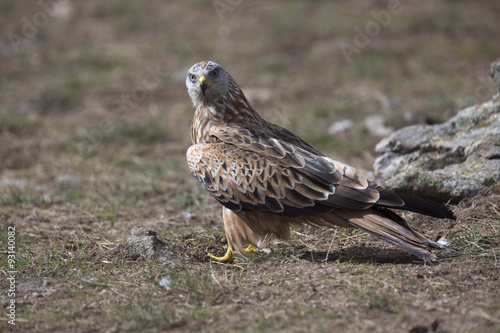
[190,78,263,144]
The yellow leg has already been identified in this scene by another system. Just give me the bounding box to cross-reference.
[208,245,262,262]
[244,245,258,253]
[207,246,235,263]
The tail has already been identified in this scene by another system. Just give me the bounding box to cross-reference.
[320,206,452,261]
[391,192,456,220]
[370,183,456,220]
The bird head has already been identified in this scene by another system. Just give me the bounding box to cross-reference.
[186,60,229,107]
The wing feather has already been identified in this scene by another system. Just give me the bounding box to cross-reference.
[206,125,380,210]
[187,123,384,215]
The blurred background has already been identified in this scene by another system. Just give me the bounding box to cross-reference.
[2,2,500,331]
[1,0,499,225]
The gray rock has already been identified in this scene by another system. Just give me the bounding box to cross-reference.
[55,173,80,188]
[129,227,177,262]
[373,91,500,202]
[490,58,500,86]
[328,119,355,135]
[364,114,393,137]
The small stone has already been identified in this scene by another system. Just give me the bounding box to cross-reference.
[364,115,393,137]
[55,173,80,188]
[158,277,172,289]
[328,119,355,135]
[129,227,177,262]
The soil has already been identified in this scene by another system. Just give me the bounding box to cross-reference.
[1,1,499,332]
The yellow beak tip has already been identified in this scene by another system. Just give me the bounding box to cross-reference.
[196,76,214,92]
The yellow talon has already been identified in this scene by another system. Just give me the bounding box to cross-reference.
[207,247,235,263]
[244,245,258,253]
[207,245,260,263]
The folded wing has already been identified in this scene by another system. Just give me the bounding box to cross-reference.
[187,125,390,215]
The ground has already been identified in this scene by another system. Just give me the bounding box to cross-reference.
[1,1,500,332]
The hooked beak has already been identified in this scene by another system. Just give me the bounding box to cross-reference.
[196,76,213,95]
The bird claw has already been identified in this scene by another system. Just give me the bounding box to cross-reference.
[244,245,258,253]
[207,245,259,262]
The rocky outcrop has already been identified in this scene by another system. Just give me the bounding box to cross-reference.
[373,60,500,202]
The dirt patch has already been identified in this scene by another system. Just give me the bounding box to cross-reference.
[1,1,500,332]
[2,194,498,332]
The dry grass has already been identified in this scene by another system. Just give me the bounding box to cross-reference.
[1,1,500,332]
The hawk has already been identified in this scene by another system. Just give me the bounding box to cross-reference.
[185,60,455,262]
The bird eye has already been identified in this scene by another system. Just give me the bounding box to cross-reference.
[212,69,219,77]
[189,74,196,82]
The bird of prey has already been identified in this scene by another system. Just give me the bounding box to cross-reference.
[185,60,455,263]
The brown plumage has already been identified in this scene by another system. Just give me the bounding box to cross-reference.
[185,60,455,262]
